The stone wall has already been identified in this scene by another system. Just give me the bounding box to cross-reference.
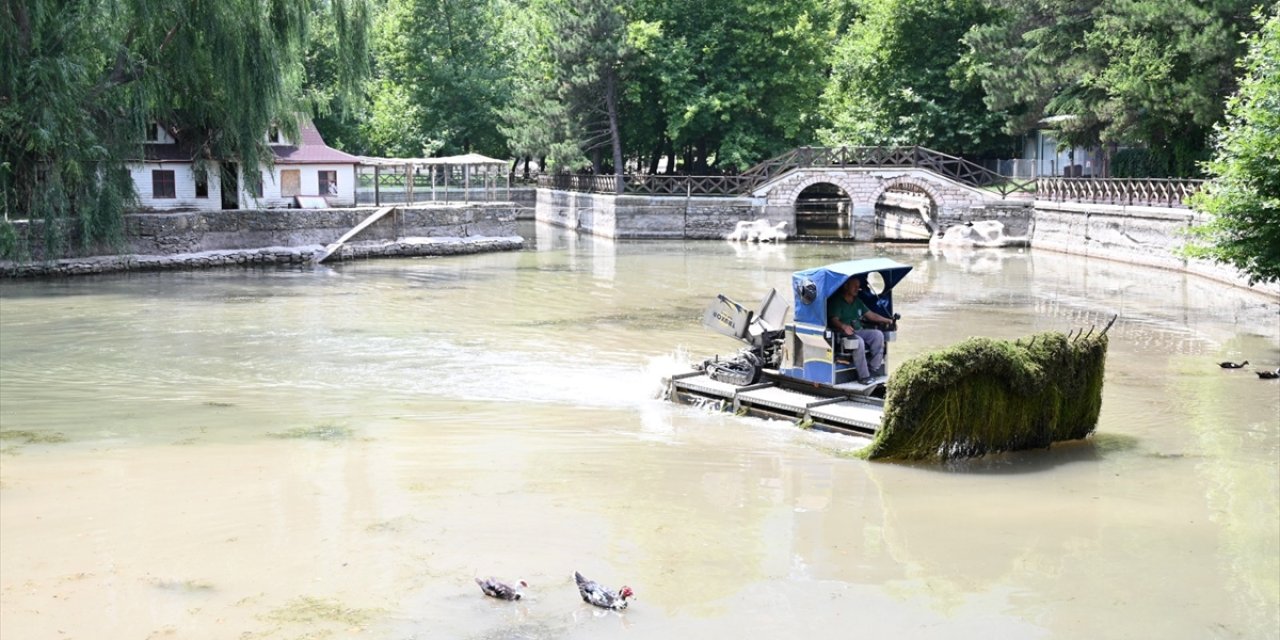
[536,189,771,239]
[536,185,1030,242]
[1,203,522,277]
[6,202,517,259]
[533,187,1276,297]
[939,202,1035,237]
[0,237,523,278]
[1032,200,1278,297]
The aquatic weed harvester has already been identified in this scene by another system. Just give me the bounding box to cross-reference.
[667,258,1113,461]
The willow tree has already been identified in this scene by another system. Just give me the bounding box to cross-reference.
[0,0,369,257]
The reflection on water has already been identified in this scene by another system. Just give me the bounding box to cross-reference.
[1,226,1277,639]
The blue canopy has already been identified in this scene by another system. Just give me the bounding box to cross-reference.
[791,258,913,326]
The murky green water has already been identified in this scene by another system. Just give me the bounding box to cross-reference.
[2,223,1277,639]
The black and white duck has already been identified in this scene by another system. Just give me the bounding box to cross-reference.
[1219,360,1249,369]
[1257,368,1280,380]
[574,571,633,610]
[475,576,527,601]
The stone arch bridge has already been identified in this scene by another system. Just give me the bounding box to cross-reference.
[743,147,1033,239]
[538,146,1036,240]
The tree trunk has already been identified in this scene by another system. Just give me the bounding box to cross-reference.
[695,138,709,173]
[605,72,624,194]
[647,139,661,175]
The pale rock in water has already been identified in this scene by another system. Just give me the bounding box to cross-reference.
[726,219,789,243]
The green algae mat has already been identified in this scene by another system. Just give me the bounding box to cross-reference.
[860,329,1109,461]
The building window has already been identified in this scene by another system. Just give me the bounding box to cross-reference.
[145,124,158,142]
[195,173,208,198]
[319,170,337,196]
[268,126,280,144]
[152,170,175,198]
[251,172,264,198]
[280,170,301,197]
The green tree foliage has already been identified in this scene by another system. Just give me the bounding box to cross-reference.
[629,0,830,172]
[499,0,629,176]
[964,0,1259,177]
[546,0,629,177]
[1187,9,1280,285]
[496,0,571,172]
[961,0,1105,150]
[820,0,1013,158]
[0,0,369,252]
[304,5,374,154]
[368,0,512,157]
[500,0,829,174]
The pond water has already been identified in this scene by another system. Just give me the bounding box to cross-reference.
[2,223,1277,639]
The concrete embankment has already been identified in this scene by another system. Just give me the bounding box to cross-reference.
[1031,200,1278,298]
[1,202,522,278]
[533,186,1276,298]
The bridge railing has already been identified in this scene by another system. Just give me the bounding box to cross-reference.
[538,146,1202,207]
[541,173,622,194]
[538,173,755,196]
[1037,177,1204,208]
[739,146,1037,196]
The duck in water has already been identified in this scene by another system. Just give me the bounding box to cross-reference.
[475,576,527,601]
[1219,360,1249,369]
[574,571,633,610]
[1258,368,1280,380]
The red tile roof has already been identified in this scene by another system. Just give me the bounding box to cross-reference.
[139,120,358,165]
[273,122,360,164]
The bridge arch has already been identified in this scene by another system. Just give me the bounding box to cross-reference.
[772,173,866,207]
[759,169,971,240]
[794,181,853,238]
[871,176,942,240]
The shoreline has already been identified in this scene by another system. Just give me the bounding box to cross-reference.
[0,235,524,278]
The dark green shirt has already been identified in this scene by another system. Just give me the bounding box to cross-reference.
[829,295,870,330]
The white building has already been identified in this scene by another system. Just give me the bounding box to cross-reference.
[131,120,360,211]
[1021,129,1105,178]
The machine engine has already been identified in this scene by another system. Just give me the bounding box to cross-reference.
[697,290,787,385]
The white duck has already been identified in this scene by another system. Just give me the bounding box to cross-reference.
[574,571,633,610]
[475,576,527,601]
